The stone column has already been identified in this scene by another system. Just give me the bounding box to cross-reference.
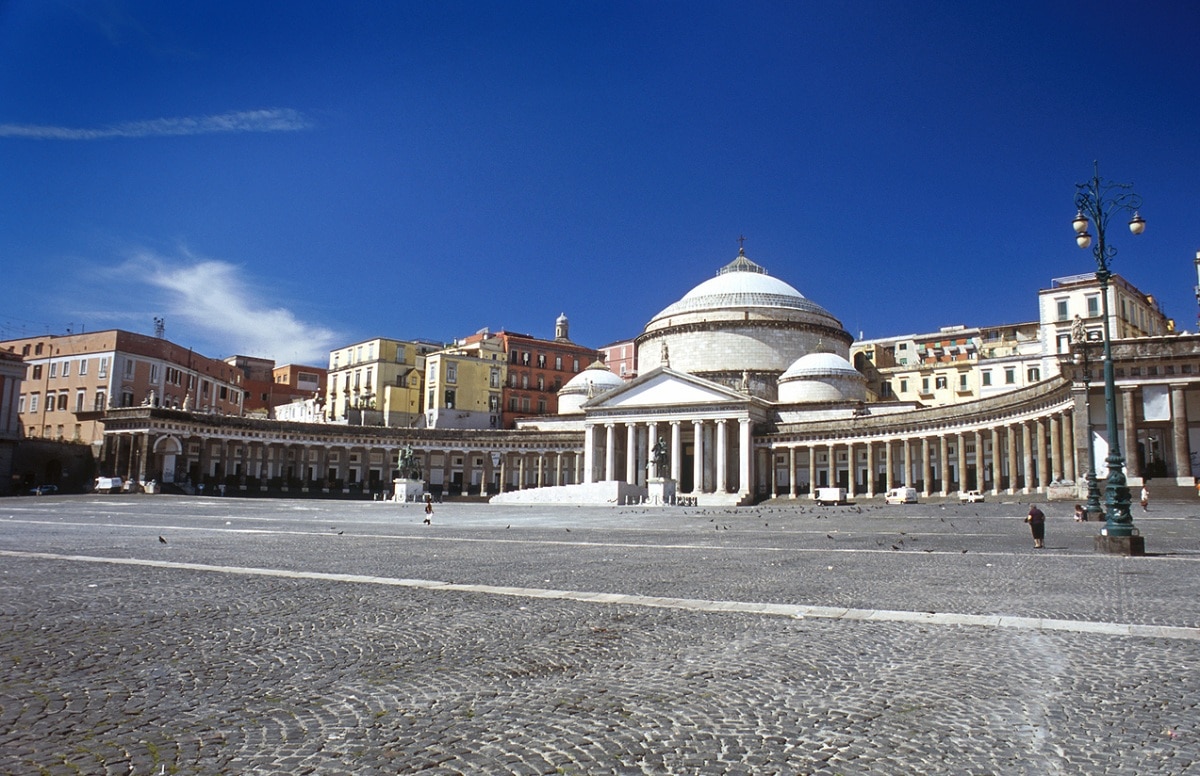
[807,445,817,498]
[499,454,508,492]
[789,447,798,498]
[1171,384,1191,484]
[866,441,876,497]
[739,418,752,497]
[885,440,895,491]
[846,442,857,498]
[645,422,657,483]
[921,438,932,498]
[1049,415,1062,483]
[692,420,705,494]
[626,423,637,485]
[716,419,728,493]
[517,454,527,490]
[1021,422,1034,494]
[990,427,1001,495]
[555,452,563,486]
[938,435,950,496]
[903,438,913,488]
[1037,419,1050,490]
[583,424,596,484]
[974,431,985,492]
[1121,387,1139,478]
[957,433,968,495]
[670,421,682,482]
[1061,411,1076,483]
[1006,424,1019,495]
[536,453,545,488]
[825,443,836,491]
[605,423,616,482]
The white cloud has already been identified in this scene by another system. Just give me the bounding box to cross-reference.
[0,108,311,140]
[116,249,339,365]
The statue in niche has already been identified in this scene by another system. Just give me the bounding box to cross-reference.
[661,341,670,367]
[1071,314,1087,345]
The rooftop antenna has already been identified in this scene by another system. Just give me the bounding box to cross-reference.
[154,317,165,339]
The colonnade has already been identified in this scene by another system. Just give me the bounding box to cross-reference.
[582,416,753,496]
[100,430,582,496]
[767,409,1076,498]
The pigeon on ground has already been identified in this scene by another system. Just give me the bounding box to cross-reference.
[158,536,167,544]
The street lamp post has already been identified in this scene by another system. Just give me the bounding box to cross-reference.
[1071,161,1146,553]
[1070,325,1103,520]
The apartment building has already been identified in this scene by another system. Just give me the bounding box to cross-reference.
[0,349,24,494]
[0,329,245,446]
[226,355,327,418]
[424,335,507,429]
[599,338,637,380]
[324,338,442,427]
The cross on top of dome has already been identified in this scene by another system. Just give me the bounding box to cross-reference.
[717,239,768,277]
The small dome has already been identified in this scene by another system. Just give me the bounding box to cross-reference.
[778,352,866,403]
[558,361,623,414]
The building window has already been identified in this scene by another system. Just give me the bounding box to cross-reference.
[555,356,562,370]
[17,395,25,413]
[31,364,42,379]
[1056,299,1069,321]
[1087,295,1100,317]
[520,397,530,412]
[1027,367,1041,382]
[57,393,68,411]
[79,358,88,376]
[29,393,39,413]
[62,361,70,377]
[537,354,546,368]
[1005,368,1016,384]
[959,374,968,390]
[509,397,518,412]
[935,376,947,390]
[982,371,992,386]
[573,358,580,373]
[537,399,547,414]
[94,391,106,410]
[124,359,134,377]
[489,394,499,412]
[98,358,108,378]
[444,389,456,409]
[921,378,930,393]
[447,365,457,384]
[521,374,529,389]
[537,376,544,391]
[899,379,908,393]
[45,391,55,410]
[490,368,500,388]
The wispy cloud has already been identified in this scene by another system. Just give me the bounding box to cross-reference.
[0,108,311,140]
[113,249,339,365]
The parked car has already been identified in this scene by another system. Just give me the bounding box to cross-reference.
[885,487,919,504]
[28,484,58,495]
[960,490,985,503]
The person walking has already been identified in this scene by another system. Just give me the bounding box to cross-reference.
[1140,483,1150,512]
[1025,504,1046,549]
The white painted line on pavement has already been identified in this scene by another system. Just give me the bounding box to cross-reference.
[3,549,1198,642]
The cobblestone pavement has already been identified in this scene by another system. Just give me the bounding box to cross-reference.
[2,494,1199,775]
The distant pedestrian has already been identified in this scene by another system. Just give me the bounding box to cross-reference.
[1073,504,1085,522]
[1025,504,1045,549]
[1140,484,1150,512]
[423,494,433,524]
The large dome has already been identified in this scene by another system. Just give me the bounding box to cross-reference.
[636,248,852,399]
[649,253,837,322]
[778,351,867,404]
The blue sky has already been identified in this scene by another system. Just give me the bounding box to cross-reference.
[2,1,1198,366]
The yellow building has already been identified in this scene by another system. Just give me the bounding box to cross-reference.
[424,336,507,429]
[325,338,441,427]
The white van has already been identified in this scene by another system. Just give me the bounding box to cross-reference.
[815,487,847,506]
[885,487,919,504]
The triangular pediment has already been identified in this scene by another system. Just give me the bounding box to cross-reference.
[584,367,751,410]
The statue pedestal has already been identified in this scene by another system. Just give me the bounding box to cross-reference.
[647,478,676,506]
[393,478,425,503]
